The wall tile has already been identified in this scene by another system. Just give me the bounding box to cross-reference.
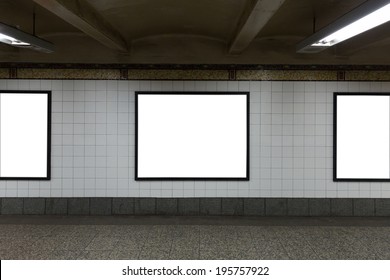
[134,198,156,215]
[90,198,112,215]
[1,198,23,214]
[287,199,309,216]
[23,198,45,214]
[46,198,68,215]
[156,199,178,215]
[265,198,287,216]
[243,198,265,216]
[375,199,390,216]
[200,198,221,215]
[309,198,330,216]
[178,198,200,215]
[353,199,375,216]
[1,79,390,199]
[330,199,353,216]
[221,198,244,215]
[112,198,134,214]
[68,198,90,215]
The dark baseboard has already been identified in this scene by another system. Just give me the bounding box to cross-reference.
[1,197,389,216]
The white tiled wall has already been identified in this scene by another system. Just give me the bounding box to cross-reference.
[1,79,390,198]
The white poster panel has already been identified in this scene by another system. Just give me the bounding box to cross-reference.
[336,95,389,179]
[136,93,248,179]
[0,93,49,178]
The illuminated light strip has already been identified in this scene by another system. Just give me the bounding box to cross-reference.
[0,22,54,53]
[312,3,390,47]
[296,0,390,53]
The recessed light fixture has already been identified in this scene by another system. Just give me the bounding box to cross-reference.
[0,22,54,53]
[297,0,390,53]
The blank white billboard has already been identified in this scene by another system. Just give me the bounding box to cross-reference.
[136,92,249,180]
[0,91,51,179]
[335,93,390,180]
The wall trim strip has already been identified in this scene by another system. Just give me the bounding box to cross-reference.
[0,198,386,216]
[2,64,390,81]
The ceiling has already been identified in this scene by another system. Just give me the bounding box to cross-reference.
[1,0,390,65]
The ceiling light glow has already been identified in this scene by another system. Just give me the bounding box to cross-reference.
[0,33,30,46]
[312,3,390,47]
[0,22,53,53]
[297,0,390,53]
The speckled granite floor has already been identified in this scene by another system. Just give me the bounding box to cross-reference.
[0,216,389,260]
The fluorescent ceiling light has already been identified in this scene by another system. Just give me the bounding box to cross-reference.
[0,22,54,53]
[297,0,390,53]
[0,34,30,46]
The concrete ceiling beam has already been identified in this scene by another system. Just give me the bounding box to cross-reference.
[229,0,286,54]
[33,0,128,52]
